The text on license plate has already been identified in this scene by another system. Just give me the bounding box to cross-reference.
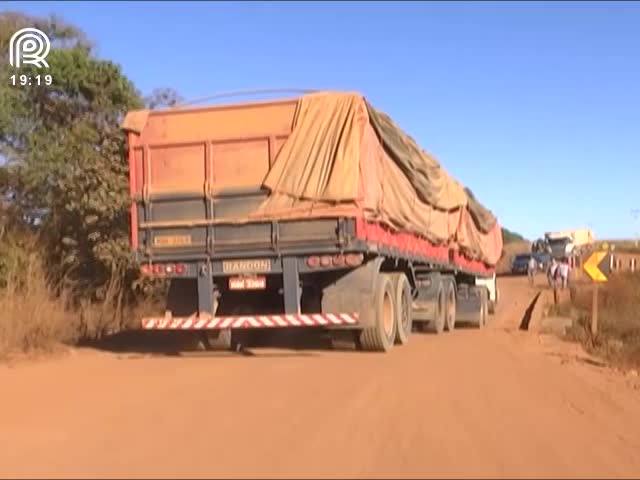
[153,235,192,247]
[229,276,266,291]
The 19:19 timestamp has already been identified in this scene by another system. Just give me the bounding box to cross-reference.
[10,74,53,86]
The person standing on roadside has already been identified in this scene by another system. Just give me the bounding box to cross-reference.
[527,255,538,286]
[558,257,570,289]
[547,258,558,288]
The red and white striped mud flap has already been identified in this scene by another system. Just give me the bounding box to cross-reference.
[141,312,359,330]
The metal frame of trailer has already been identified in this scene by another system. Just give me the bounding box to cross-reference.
[135,213,495,348]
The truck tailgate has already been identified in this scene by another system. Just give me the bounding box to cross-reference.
[124,98,300,256]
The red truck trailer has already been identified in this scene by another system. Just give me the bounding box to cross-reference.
[121,91,503,352]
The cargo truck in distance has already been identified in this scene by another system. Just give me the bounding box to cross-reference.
[122,91,503,352]
[544,228,595,260]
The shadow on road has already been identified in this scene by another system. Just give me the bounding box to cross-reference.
[519,291,542,331]
[79,328,350,359]
[79,322,454,359]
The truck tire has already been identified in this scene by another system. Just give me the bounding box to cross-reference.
[488,283,498,315]
[473,287,488,329]
[359,274,396,352]
[427,282,446,334]
[488,302,495,315]
[444,278,456,332]
[481,288,490,325]
[390,273,412,345]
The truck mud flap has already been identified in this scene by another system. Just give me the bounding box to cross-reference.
[321,257,383,329]
[141,312,359,330]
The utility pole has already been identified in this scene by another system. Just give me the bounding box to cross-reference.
[632,209,640,247]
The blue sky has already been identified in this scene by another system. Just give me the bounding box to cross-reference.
[5,1,640,240]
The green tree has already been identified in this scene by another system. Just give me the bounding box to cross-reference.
[145,87,184,109]
[0,12,143,312]
[502,227,526,244]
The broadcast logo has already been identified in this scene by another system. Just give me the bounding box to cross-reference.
[9,27,51,68]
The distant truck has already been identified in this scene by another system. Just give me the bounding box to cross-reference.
[543,228,595,259]
[121,91,503,353]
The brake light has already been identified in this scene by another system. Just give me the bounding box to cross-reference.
[306,253,364,269]
[307,256,320,268]
[345,253,364,267]
[332,254,346,267]
[140,263,187,276]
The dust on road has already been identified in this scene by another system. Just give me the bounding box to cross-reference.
[1,277,639,479]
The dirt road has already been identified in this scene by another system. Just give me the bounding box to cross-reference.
[2,276,640,479]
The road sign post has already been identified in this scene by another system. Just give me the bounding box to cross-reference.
[583,251,611,339]
[591,284,599,338]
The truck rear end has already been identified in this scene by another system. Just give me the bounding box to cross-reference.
[122,92,502,352]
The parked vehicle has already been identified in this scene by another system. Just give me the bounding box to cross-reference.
[511,254,532,275]
[121,91,504,352]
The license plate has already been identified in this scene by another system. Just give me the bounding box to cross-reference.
[153,235,192,247]
[229,276,266,291]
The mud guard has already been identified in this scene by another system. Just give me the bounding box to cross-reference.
[321,257,384,329]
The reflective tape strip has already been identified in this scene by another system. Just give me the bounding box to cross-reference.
[141,313,359,330]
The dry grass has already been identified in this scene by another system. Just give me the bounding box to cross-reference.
[564,272,640,368]
[0,252,79,359]
[0,232,159,359]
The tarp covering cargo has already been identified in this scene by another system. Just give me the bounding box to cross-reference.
[248,91,502,266]
[123,91,503,266]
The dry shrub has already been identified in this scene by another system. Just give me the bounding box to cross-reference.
[0,226,177,359]
[566,272,640,368]
[0,252,79,359]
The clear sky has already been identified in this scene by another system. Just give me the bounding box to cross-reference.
[5,1,640,240]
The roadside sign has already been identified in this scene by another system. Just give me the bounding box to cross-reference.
[583,250,611,283]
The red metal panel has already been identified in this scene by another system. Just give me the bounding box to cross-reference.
[148,143,206,194]
[354,217,493,276]
[211,138,270,190]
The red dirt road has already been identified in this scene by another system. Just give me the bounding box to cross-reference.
[1,277,640,479]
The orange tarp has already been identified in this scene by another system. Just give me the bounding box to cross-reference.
[122,91,503,266]
[251,92,502,265]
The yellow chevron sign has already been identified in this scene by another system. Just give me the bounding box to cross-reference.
[583,251,611,282]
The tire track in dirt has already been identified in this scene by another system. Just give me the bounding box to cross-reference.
[1,277,639,479]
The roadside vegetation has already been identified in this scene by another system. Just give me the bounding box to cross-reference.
[553,273,640,369]
[501,227,526,244]
[0,12,174,358]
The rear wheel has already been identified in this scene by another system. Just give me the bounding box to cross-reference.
[488,285,499,315]
[444,278,456,332]
[427,282,446,334]
[390,273,412,345]
[481,288,489,325]
[359,274,396,352]
[474,288,488,328]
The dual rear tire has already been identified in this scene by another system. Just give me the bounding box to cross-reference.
[359,273,413,352]
[421,277,456,334]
